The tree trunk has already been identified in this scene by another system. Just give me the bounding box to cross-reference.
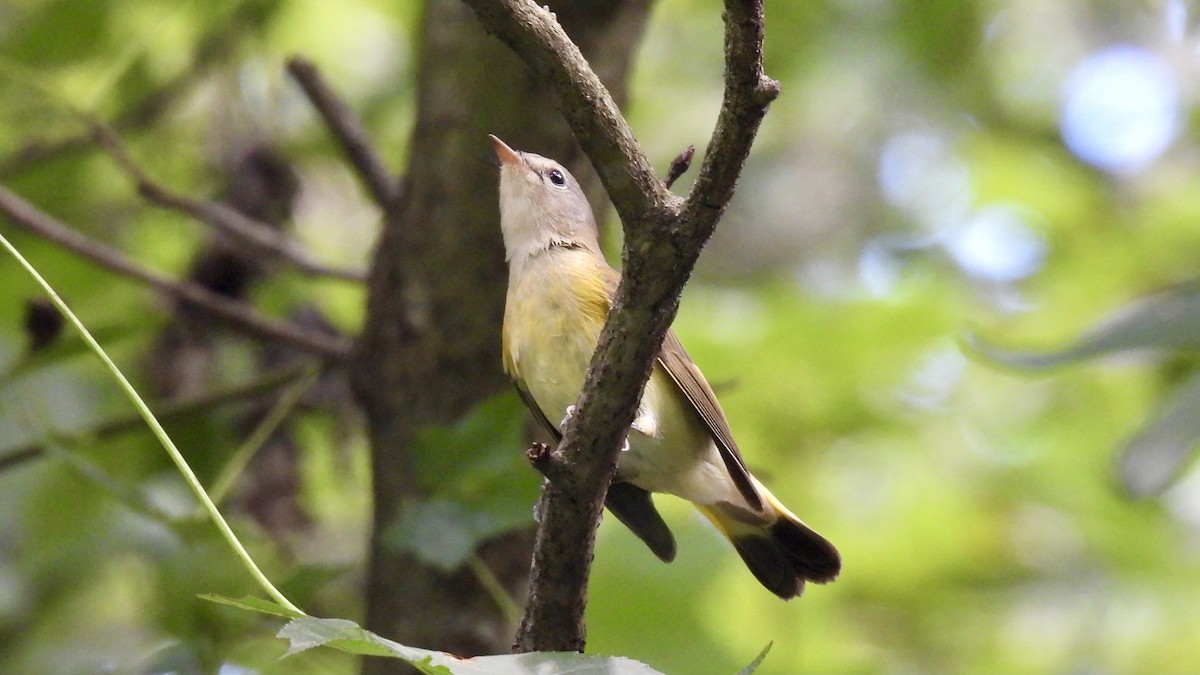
[350,0,650,667]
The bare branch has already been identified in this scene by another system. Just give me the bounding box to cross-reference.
[90,123,367,284]
[663,145,695,190]
[285,56,402,211]
[681,0,780,222]
[460,0,679,230]
[524,441,569,482]
[465,0,780,655]
[0,135,93,180]
[0,366,313,473]
[0,185,352,361]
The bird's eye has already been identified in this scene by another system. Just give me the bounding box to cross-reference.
[548,169,566,187]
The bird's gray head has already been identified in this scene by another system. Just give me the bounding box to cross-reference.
[490,135,601,263]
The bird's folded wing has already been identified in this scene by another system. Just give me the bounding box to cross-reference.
[512,381,562,442]
[658,330,764,512]
[605,481,676,562]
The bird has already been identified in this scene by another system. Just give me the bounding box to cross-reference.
[491,135,840,598]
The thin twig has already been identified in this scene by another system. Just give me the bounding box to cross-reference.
[679,0,780,225]
[663,145,695,189]
[524,441,569,482]
[0,185,352,361]
[0,136,94,179]
[204,364,323,509]
[285,56,402,210]
[460,0,678,231]
[0,2,259,179]
[7,392,188,525]
[466,553,524,626]
[89,123,366,283]
[0,366,312,473]
[462,0,780,654]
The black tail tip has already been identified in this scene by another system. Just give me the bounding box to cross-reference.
[731,520,841,600]
[770,518,841,584]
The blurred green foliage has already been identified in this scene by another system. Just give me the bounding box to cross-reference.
[3,0,1200,674]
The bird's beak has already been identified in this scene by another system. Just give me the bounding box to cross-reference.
[490,134,522,168]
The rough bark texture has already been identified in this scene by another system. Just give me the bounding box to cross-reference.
[349,0,649,668]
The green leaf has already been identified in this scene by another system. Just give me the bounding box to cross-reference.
[40,441,174,525]
[276,616,667,675]
[383,498,507,571]
[412,392,530,495]
[199,594,305,619]
[735,642,772,675]
[389,392,541,568]
[1119,370,1200,497]
[278,617,420,660]
[967,283,1200,370]
[463,651,665,675]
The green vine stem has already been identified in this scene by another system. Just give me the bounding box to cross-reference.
[0,230,304,615]
[204,364,321,510]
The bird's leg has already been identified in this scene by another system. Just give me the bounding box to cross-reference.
[625,402,658,453]
[558,404,576,431]
[614,429,633,451]
[631,403,657,439]
[562,402,655,453]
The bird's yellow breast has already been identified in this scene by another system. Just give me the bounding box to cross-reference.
[502,248,614,422]
[502,247,731,503]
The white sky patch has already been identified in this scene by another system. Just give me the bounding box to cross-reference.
[943,204,1047,283]
[1060,45,1179,175]
[877,130,973,231]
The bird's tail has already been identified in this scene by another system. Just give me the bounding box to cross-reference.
[697,487,840,599]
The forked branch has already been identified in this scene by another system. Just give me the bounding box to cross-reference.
[461,0,779,653]
[0,185,352,361]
